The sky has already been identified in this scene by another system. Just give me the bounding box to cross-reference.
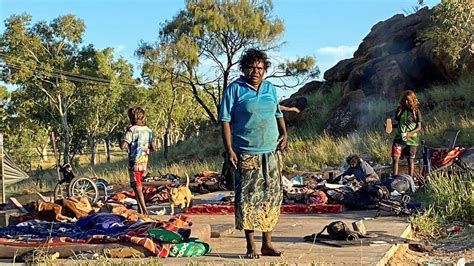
[0,0,440,97]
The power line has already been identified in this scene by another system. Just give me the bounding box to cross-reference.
[1,62,139,88]
[0,53,141,87]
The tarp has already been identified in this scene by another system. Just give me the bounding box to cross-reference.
[1,152,30,187]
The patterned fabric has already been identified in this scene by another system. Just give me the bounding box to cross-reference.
[0,215,203,258]
[394,108,422,146]
[430,147,465,168]
[234,151,282,231]
[168,238,211,257]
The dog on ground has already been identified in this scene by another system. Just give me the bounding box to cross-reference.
[169,173,192,215]
[28,200,73,222]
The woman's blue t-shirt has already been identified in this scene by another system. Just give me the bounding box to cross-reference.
[218,76,283,154]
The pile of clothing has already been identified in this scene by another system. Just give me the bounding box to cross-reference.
[190,171,232,194]
[282,173,417,212]
[0,202,211,258]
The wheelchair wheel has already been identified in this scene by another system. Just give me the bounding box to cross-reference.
[53,181,69,201]
[68,177,99,204]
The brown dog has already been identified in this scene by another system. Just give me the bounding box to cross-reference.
[33,200,73,222]
[169,173,192,215]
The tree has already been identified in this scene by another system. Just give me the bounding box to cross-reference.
[137,41,209,159]
[2,88,50,171]
[420,0,473,73]
[138,0,318,124]
[72,47,137,165]
[0,14,88,163]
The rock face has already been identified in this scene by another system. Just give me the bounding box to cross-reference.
[322,7,473,135]
[325,90,368,134]
[325,8,447,98]
[282,7,472,135]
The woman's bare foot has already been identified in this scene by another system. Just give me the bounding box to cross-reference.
[246,247,260,259]
[261,245,282,256]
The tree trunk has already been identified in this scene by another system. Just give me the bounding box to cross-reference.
[60,111,70,164]
[105,138,111,163]
[35,143,48,161]
[190,83,217,124]
[163,133,169,160]
[88,134,96,166]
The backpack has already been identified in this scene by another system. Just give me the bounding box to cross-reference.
[317,221,359,241]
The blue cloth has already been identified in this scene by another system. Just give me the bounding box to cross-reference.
[218,76,283,154]
[342,159,379,183]
[76,213,129,235]
[0,220,88,239]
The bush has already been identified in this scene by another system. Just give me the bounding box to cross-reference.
[411,171,473,236]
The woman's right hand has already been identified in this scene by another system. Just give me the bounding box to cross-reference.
[227,150,238,168]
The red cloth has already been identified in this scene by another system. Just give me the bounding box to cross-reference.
[184,203,343,215]
[307,190,328,205]
[430,147,465,168]
[110,185,170,203]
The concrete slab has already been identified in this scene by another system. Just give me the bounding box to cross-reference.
[0,211,409,265]
[150,210,410,265]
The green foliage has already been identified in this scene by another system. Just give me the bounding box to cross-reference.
[420,0,474,72]
[410,206,443,237]
[0,13,89,162]
[139,0,318,123]
[411,172,473,236]
[0,13,142,165]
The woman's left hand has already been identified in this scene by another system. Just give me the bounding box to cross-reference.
[277,133,287,151]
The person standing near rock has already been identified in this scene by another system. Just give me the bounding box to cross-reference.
[219,48,287,259]
[386,90,422,177]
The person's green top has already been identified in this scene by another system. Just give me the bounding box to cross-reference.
[394,108,422,146]
[218,76,283,154]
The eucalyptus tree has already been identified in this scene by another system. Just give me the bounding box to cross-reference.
[2,88,50,171]
[0,14,91,163]
[137,39,206,159]
[139,0,319,124]
[72,47,137,165]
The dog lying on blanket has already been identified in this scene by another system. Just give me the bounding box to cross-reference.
[25,200,74,222]
[169,173,193,215]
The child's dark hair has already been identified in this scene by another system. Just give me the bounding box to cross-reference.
[239,48,271,72]
[400,90,419,113]
[346,154,360,166]
[127,107,146,126]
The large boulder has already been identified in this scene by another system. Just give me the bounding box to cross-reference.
[280,96,308,126]
[325,7,443,98]
[321,7,473,134]
[325,90,368,135]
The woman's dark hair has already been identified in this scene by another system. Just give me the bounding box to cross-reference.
[239,48,271,72]
[346,154,360,166]
[127,107,146,126]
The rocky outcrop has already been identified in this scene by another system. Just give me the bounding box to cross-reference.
[324,8,447,98]
[325,90,368,134]
[281,7,472,135]
[321,7,473,135]
[279,81,343,126]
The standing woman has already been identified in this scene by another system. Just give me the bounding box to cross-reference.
[219,48,287,259]
[388,90,422,177]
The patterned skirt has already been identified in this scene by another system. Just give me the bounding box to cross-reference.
[234,151,283,231]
